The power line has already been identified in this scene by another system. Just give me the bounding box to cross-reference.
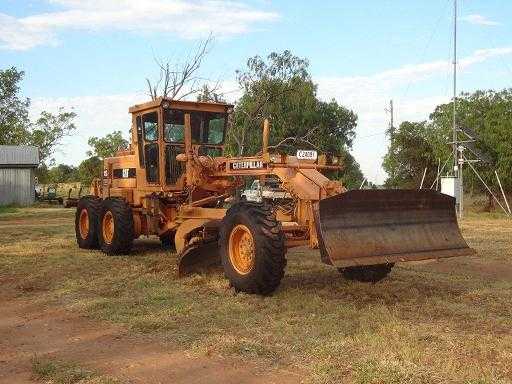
[399,0,451,103]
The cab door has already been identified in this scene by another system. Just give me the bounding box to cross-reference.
[135,110,160,185]
[163,109,186,187]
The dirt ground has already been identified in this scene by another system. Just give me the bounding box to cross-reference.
[0,291,299,384]
[1,207,511,383]
[0,209,300,384]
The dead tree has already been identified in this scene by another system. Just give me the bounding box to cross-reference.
[146,34,221,101]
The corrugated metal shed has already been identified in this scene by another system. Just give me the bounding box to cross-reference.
[0,145,39,167]
[0,145,39,206]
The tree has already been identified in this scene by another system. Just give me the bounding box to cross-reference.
[0,67,31,145]
[227,50,362,187]
[228,50,312,156]
[196,84,225,103]
[79,131,128,186]
[46,164,79,183]
[31,108,77,165]
[146,35,220,101]
[78,156,102,186]
[87,131,128,159]
[339,152,365,189]
[429,90,512,193]
[1,67,77,166]
[383,121,438,188]
[383,89,512,194]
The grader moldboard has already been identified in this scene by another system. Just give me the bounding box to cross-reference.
[75,98,475,295]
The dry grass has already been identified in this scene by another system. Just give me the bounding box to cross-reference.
[31,355,122,384]
[1,207,511,383]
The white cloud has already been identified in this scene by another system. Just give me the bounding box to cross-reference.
[461,14,501,27]
[0,0,279,50]
[30,93,142,164]
[316,47,512,184]
[0,13,56,50]
[28,82,241,166]
[28,47,512,184]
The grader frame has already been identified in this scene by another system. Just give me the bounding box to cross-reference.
[76,97,475,295]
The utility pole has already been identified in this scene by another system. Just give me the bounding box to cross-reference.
[386,99,396,183]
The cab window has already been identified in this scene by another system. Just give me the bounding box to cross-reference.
[143,112,158,141]
[164,109,225,145]
[164,110,185,143]
[205,113,225,144]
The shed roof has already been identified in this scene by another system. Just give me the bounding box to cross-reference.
[0,145,39,168]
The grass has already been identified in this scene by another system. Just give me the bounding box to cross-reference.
[2,207,512,383]
[0,205,19,215]
[31,355,122,384]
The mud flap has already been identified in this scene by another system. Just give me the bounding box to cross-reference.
[177,240,221,276]
[315,189,475,267]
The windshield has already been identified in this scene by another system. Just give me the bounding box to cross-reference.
[164,109,226,145]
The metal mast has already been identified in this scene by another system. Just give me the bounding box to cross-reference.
[452,0,458,177]
[389,99,394,135]
[452,0,463,217]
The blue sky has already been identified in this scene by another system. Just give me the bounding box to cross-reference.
[1,0,511,183]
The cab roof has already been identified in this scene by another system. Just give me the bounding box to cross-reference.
[128,97,233,114]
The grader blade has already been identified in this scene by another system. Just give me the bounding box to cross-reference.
[177,241,221,276]
[315,189,475,267]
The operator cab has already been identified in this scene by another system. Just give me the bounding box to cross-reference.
[129,98,232,189]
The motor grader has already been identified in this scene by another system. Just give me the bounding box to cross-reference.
[75,97,474,294]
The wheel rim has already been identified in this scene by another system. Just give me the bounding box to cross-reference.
[228,224,255,275]
[102,211,114,245]
[79,209,89,239]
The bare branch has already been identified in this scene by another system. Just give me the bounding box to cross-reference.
[145,33,214,100]
[265,127,321,152]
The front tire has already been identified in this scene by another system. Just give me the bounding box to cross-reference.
[220,202,286,295]
[339,263,394,283]
[99,198,134,255]
[75,196,101,249]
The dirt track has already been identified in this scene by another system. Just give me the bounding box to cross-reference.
[0,291,300,384]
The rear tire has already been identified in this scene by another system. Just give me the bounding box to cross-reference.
[220,202,286,295]
[99,198,134,255]
[75,196,101,249]
[339,263,394,283]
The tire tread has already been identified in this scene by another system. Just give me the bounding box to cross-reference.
[220,202,286,295]
[99,198,134,255]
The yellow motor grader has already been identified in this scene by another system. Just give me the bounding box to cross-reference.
[75,97,474,294]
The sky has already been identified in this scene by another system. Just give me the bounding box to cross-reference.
[1,0,511,184]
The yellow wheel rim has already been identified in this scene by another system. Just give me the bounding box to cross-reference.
[228,224,255,275]
[102,211,114,245]
[79,209,89,239]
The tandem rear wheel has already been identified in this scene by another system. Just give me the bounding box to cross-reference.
[75,197,134,255]
[220,202,287,295]
[75,196,101,249]
[98,198,134,255]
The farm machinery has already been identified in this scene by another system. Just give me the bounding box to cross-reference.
[35,184,63,205]
[75,98,474,294]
